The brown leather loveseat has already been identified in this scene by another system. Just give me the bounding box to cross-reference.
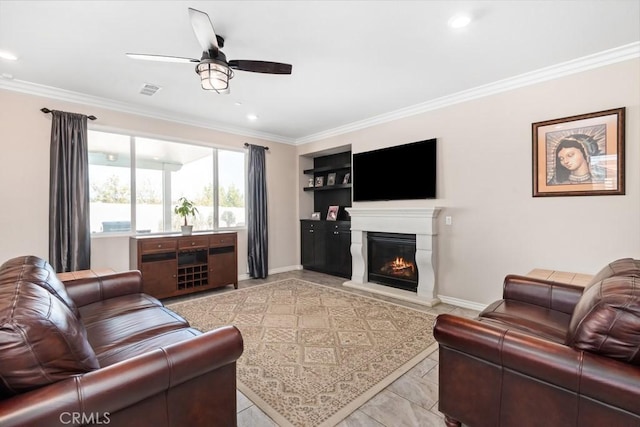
[434,258,640,427]
[0,255,243,427]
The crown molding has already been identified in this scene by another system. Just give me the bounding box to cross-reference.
[1,42,637,146]
[0,78,296,145]
[295,41,640,145]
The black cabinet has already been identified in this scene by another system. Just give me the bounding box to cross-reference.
[301,220,351,278]
[326,222,352,278]
[301,220,324,271]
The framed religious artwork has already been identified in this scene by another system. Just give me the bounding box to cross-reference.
[327,172,337,186]
[532,107,625,197]
[314,176,324,187]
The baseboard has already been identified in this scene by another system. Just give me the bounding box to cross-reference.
[269,265,302,274]
[237,264,302,282]
[437,295,488,312]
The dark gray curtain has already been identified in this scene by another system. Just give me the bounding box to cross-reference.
[49,110,91,272]
[247,144,268,278]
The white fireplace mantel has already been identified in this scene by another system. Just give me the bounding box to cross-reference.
[344,207,441,306]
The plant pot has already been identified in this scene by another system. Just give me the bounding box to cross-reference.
[181,225,193,236]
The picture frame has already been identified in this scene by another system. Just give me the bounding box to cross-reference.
[326,205,339,221]
[532,107,625,197]
[327,172,336,186]
[311,212,321,220]
[314,176,324,187]
[342,172,350,184]
[308,178,315,187]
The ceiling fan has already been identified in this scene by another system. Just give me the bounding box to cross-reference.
[126,8,292,93]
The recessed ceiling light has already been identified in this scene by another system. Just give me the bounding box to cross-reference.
[234,101,242,106]
[448,14,472,29]
[247,114,258,121]
[0,50,18,61]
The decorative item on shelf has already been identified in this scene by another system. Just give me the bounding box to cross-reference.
[342,172,350,184]
[327,205,339,221]
[308,178,315,187]
[327,173,336,186]
[532,107,625,197]
[174,197,199,235]
[311,212,321,220]
[315,176,324,187]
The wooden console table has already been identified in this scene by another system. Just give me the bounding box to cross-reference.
[130,232,238,299]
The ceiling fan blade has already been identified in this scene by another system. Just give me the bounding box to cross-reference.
[126,53,199,63]
[188,7,219,55]
[228,60,292,75]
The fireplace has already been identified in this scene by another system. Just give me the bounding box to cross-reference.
[344,207,441,307]
[367,232,417,292]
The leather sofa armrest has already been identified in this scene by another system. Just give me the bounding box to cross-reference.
[0,325,244,427]
[502,274,585,314]
[62,270,144,307]
[434,314,640,415]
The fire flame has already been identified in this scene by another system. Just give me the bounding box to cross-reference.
[390,257,415,273]
[378,256,417,279]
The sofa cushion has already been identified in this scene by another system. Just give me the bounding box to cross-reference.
[587,258,640,288]
[568,275,640,365]
[0,255,80,317]
[78,292,163,324]
[97,327,202,366]
[84,306,191,358]
[479,299,572,344]
[0,281,99,397]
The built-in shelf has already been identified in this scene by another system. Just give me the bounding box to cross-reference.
[303,163,351,175]
[304,183,352,192]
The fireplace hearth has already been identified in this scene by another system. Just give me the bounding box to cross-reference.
[367,232,417,292]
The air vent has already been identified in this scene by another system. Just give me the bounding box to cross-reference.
[140,83,161,96]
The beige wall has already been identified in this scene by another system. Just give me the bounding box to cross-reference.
[1,58,638,306]
[297,59,640,306]
[0,89,299,276]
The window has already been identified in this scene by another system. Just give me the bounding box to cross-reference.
[88,130,245,234]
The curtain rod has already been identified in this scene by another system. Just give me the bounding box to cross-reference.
[41,108,97,121]
[244,143,269,151]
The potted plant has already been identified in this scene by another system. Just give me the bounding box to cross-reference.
[174,197,199,235]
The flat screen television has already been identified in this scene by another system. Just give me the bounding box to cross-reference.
[353,138,436,201]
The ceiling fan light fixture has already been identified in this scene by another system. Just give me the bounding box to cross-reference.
[196,59,234,93]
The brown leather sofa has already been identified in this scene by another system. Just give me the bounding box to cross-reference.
[0,255,243,427]
[434,258,640,427]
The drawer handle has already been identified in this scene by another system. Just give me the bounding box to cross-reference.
[191,242,195,246]
[157,244,162,248]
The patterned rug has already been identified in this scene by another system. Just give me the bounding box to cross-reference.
[167,279,437,427]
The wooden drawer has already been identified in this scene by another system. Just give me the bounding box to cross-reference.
[140,238,177,254]
[178,236,209,250]
[209,233,236,248]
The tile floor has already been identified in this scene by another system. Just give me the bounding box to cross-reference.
[167,269,480,427]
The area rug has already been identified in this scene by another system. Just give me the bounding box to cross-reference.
[167,279,437,427]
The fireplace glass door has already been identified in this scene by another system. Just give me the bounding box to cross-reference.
[367,232,418,292]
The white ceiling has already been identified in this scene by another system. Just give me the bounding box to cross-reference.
[0,1,639,144]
